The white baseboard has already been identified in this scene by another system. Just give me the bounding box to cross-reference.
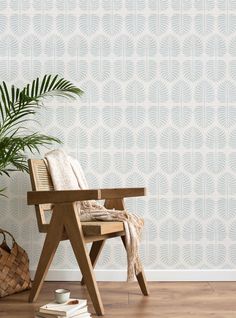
[30,269,236,282]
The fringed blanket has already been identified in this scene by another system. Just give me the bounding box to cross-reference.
[45,149,144,280]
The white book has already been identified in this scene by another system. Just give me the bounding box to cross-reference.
[39,299,87,317]
[36,312,90,318]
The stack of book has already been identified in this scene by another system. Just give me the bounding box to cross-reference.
[36,299,90,318]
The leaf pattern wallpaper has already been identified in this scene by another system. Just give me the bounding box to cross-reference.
[1,0,236,274]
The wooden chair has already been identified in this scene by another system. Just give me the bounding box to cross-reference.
[27,159,149,315]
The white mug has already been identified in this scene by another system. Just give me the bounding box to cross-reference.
[54,289,70,304]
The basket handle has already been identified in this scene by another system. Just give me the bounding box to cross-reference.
[0,229,16,244]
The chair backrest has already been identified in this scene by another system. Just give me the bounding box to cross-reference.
[28,159,54,232]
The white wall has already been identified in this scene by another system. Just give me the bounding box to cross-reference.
[1,0,236,280]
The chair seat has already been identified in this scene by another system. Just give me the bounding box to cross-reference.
[81,221,124,236]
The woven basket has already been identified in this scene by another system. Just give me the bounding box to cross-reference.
[0,229,31,297]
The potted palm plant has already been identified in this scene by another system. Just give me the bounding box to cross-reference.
[0,74,83,195]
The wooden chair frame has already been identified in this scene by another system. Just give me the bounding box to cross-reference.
[27,159,149,315]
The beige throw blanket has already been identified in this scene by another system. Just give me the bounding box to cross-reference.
[45,149,144,280]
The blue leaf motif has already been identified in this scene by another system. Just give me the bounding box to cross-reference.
[0,15,7,33]
[125,80,145,103]
[172,0,192,10]
[183,127,203,149]
[0,0,7,10]
[149,0,168,10]
[160,35,180,57]
[172,173,192,195]
[67,35,88,57]
[44,60,65,76]
[10,14,30,36]
[0,35,18,57]
[126,0,146,10]
[137,35,157,56]
[148,14,169,35]
[160,127,180,149]
[217,14,236,35]
[125,106,145,127]
[194,81,214,102]
[137,127,157,149]
[102,106,122,128]
[56,14,76,35]
[182,35,203,57]
[102,0,122,10]
[68,60,88,81]
[194,173,215,195]
[229,129,236,149]
[91,60,111,82]
[79,14,100,35]
[206,127,226,149]
[91,127,111,149]
[206,152,226,174]
[171,81,191,103]
[194,198,215,219]
[45,35,65,57]
[33,14,53,35]
[33,0,53,10]
[126,172,145,187]
[217,81,236,102]
[149,81,168,103]
[113,127,134,149]
[160,152,180,174]
[194,0,215,10]
[79,105,100,128]
[78,0,99,10]
[56,0,77,10]
[0,60,18,81]
[205,34,226,57]
[143,219,158,241]
[206,244,226,266]
[149,106,169,127]
[229,60,236,81]
[102,172,122,188]
[21,34,42,57]
[183,152,203,174]
[160,220,180,241]
[229,221,236,240]
[125,14,145,36]
[90,35,111,57]
[206,219,226,241]
[136,152,157,174]
[149,198,168,219]
[102,80,122,102]
[183,219,203,241]
[160,60,180,82]
[22,60,42,81]
[137,60,156,81]
[229,244,236,265]
[206,60,225,82]
[217,173,236,195]
[218,106,236,127]
[183,244,203,266]
[102,14,122,35]
[113,35,134,57]
[217,0,236,10]
[171,106,192,127]
[171,198,192,219]
[160,244,180,267]
[114,152,134,174]
[194,14,214,35]
[229,153,236,173]
[90,152,111,174]
[217,198,236,220]
[56,106,78,128]
[148,173,168,196]
[80,81,99,103]
[113,60,134,81]
[67,127,88,149]
[171,14,192,34]
[183,60,203,82]
[194,106,215,128]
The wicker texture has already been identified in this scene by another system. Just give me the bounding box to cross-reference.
[0,229,31,297]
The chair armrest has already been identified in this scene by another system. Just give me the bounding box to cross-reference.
[100,187,146,199]
[27,189,101,205]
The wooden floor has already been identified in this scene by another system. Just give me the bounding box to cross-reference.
[1,281,236,317]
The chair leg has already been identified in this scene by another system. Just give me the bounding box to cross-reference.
[81,240,105,285]
[121,236,149,296]
[64,203,104,316]
[29,210,64,302]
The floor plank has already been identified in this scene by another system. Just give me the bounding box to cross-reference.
[1,282,236,317]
